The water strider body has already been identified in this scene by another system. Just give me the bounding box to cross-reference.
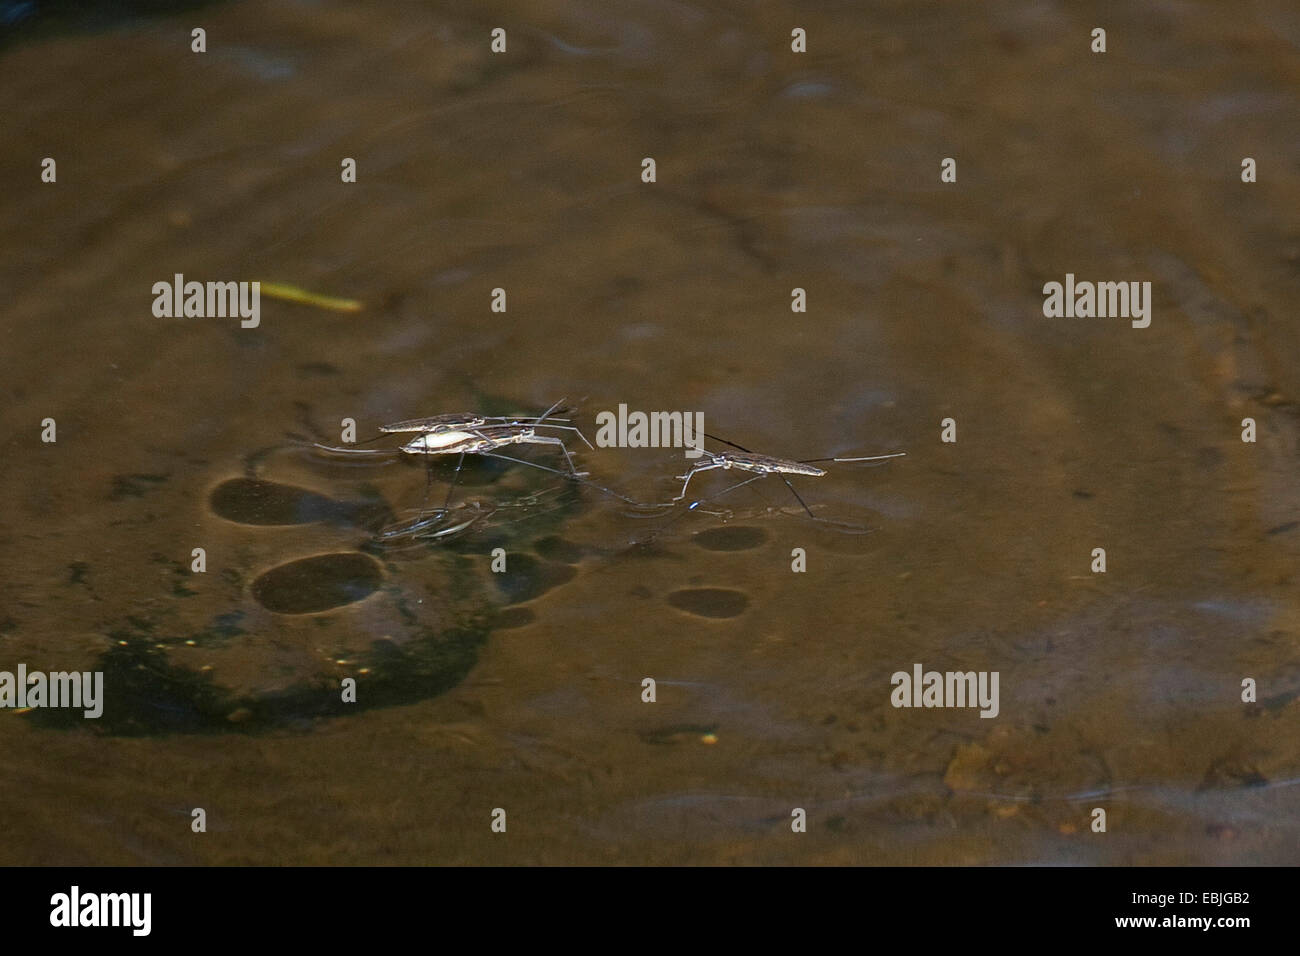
[671,449,830,502]
[396,423,590,478]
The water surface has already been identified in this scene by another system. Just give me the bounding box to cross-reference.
[2,0,1299,864]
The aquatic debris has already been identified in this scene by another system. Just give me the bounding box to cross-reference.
[259,281,363,312]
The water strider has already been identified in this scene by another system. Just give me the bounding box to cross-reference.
[306,399,647,538]
[309,399,591,474]
[668,433,905,524]
[379,399,594,476]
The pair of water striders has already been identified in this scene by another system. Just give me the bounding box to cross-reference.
[306,399,904,538]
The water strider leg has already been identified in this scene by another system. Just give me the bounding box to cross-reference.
[778,476,817,520]
[685,472,767,511]
[671,463,719,503]
[439,450,467,515]
[531,422,594,450]
[479,451,650,507]
[520,434,585,477]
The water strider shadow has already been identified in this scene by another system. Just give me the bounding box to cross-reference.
[30,456,590,736]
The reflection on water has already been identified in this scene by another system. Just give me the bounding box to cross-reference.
[2,0,1299,863]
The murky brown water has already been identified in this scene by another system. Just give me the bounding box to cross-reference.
[2,0,1300,864]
